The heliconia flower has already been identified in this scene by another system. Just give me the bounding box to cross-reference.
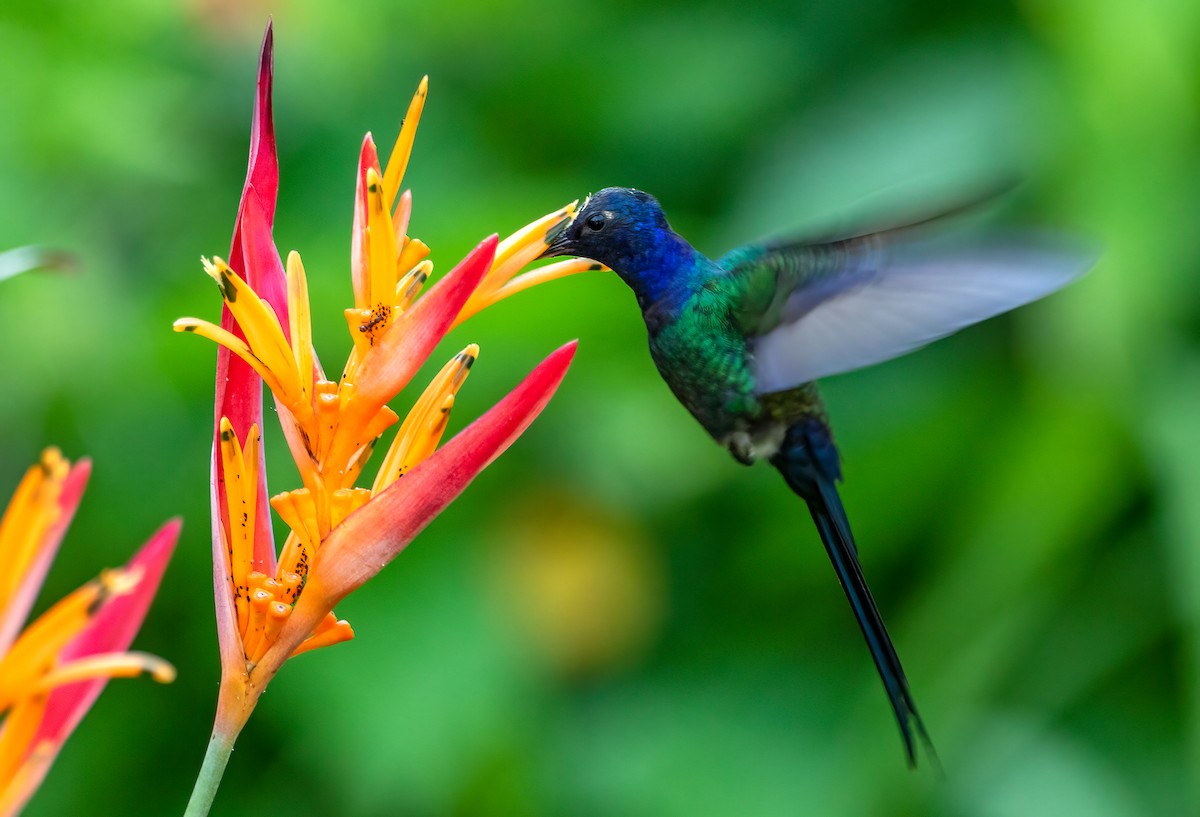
[174,24,583,816]
[0,449,178,817]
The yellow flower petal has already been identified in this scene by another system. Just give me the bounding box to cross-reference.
[0,449,69,614]
[381,76,428,209]
[372,345,478,494]
[218,419,259,638]
[201,257,306,414]
[396,259,431,309]
[365,167,399,318]
[286,251,315,410]
[456,258,600,327]
[34,651,176,691]
[173,319,292,405]
[395,237,430,281]
[270,492,319,576]
[329,488,372,530]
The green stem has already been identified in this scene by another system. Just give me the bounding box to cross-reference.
[183,729,238,817]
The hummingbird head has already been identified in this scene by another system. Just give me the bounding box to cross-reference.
[540,187,697,305]
[540,187,673,270]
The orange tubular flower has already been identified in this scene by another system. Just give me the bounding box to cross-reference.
[0,450,177,817]
[174,25,584,815]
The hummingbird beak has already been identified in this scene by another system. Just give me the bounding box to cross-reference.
[537,216,574,260]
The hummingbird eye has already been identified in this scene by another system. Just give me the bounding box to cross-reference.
[585,213,607,232]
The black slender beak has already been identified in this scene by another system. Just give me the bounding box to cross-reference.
[537,215,574,260]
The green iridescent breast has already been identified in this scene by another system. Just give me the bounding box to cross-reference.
[644,276,760,438]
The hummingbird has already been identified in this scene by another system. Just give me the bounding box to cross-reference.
[539,186,1090,765]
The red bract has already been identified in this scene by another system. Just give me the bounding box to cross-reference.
[212,22,284,577]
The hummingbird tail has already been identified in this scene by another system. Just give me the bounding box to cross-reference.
[770,417,933,768]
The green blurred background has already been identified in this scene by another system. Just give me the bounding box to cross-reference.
[1,0,1198,814]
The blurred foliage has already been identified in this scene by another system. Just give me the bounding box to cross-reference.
[1,0,1198,815]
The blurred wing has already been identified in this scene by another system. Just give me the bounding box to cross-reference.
[0,246,74,282]
[747,235,1093,394]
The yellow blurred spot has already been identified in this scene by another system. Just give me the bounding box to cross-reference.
[490,495,664,678]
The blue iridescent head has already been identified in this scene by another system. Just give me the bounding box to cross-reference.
[541,187,696,305]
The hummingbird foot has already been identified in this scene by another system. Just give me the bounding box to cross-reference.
[723,425,786,465]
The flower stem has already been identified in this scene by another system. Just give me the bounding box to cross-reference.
[183,729,237,817]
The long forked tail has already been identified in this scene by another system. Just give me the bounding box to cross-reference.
[770,417,934,767]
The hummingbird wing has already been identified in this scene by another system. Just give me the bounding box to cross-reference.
[719,213,1093,395]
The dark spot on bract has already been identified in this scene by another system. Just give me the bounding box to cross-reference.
[220,429,233,442]
[219,269,237,303]
[588,263,603,271]
[86,581,107,616]
[182,324,197,332]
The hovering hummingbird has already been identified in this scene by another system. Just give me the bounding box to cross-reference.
[540,187,1091,765]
